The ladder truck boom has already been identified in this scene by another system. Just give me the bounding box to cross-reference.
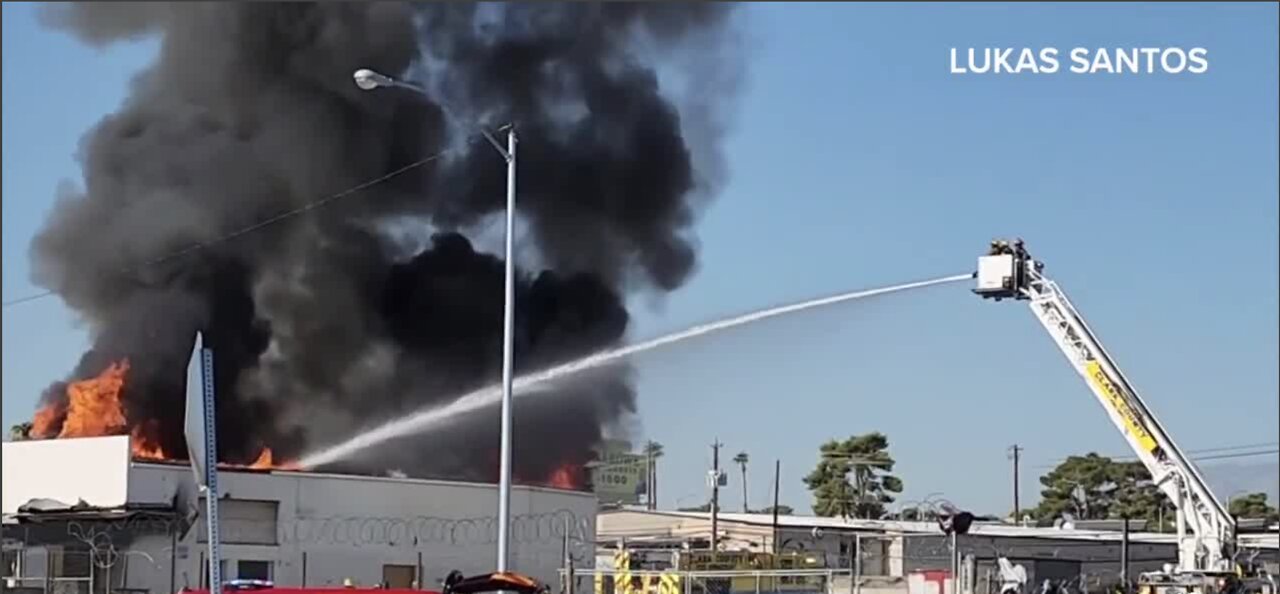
[973,239,1237,587]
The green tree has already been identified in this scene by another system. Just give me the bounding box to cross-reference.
[803,432,902,519]
[734,452,750,512]
[1032,453,1164,524]
[8,423,32,441]
[1109,461,1164,523]
[1229,493,1279,523]
[643,441,664,510]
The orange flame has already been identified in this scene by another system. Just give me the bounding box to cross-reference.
[31,360,132,439]
[30,401,66,439]
[29,359,299,470]
[242,447,300,470]
[130,420,167,460]
[545,463,584,490]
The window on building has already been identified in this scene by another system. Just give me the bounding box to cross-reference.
[2,550,19,578]
[55,546,91,578]
[237,560,273,581]
[382,565,417,589]
[197,499,279,545]
[201,560,229,588]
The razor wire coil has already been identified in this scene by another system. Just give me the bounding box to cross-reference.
[55,509,593,550]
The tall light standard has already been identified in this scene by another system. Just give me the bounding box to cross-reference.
[354,68,519,572]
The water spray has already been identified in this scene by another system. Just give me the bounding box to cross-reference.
[299,272,973,468]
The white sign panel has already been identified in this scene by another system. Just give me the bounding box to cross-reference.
[183,332,208,487]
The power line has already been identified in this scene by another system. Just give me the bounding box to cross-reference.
[1188,449,1278,462]
[1032,443,1280,469]
[1033,442,1279,468]
[3,150,452,309]
[2,291,56,307]
[1164,442,1277,455]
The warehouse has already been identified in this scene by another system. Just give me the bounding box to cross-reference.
[3,436,596,594]
[596,509,1280,593]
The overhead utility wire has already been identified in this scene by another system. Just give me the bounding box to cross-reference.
[2,148,457,309]
[1187,449,1278,462]
[1032,443,1280,469]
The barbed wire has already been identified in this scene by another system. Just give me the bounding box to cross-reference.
[67,518,177,572]
[273,509,594,548]
[65,512,192,538]
[45,508,594,560]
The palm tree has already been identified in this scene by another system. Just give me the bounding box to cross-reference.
[733,451,750,512]
[643,441,664,510]
[8,423,32,441]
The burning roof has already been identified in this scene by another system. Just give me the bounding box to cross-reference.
[28,360,294,470]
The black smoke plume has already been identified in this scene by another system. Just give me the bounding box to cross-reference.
[27,2,740,482]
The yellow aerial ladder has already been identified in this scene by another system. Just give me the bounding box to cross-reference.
[974,239,1274,594]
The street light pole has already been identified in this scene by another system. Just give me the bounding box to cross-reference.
[352,68,519,572]
[494,124,517,572]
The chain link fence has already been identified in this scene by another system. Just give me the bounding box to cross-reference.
[2,549,94,594]
[3,507,596,593]
[2,577,90,594]
[561,568,844,594]
[4,545,187,594]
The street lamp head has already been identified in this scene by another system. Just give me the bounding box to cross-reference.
[353,68,393,91]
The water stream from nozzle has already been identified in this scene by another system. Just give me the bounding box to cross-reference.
[298,272,972,468]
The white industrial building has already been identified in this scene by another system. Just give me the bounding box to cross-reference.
[3,436,596,594]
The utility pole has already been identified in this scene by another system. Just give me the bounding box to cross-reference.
[853,465,865,519]
[1121,513,1130,593]
[646,447,654,511]
[771,460,781,555]
[710,439,722,553]
[563,516,575,594]
[1008,445,1022,524]
[651,455,658,511]
[950,531,959,591]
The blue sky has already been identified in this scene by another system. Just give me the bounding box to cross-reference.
[3,3,1277,516]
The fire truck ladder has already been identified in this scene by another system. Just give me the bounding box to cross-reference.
[973,240,1235,584]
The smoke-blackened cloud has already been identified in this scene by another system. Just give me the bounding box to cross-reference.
[28,2,741,482]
